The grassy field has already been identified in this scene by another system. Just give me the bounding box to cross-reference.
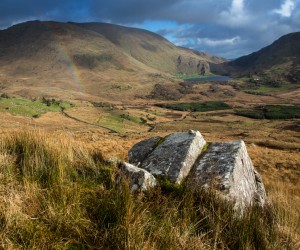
[0,131,298,249]
[243,83,295,94]
[0,85,299,249]
[96,113,144,133]
[0,97,71,118]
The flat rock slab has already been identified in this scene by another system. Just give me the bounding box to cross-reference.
[140,130,206,184]
[116,162,157,193]
[188,141,266,210]
[128,136,162,166]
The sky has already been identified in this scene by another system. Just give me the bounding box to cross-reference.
[0,0,299,59]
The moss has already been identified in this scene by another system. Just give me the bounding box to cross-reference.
[157,177,184,195]
[201,142,209,154]
[155,137,166,147]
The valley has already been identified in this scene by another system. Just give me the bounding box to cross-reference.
[0,20,299,249]
[0,81,299,185]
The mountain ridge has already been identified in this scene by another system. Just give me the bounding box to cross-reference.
[0,20,225,101]
[212,31,300,81]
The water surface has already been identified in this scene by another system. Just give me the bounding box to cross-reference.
[185,76,232,82]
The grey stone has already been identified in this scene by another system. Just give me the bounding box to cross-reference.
[126,131,267,211]
[128,136,162,166]
[188,141,266,210]
[140,130,206,184]
[253,169,267,207]
[116,162,157,193]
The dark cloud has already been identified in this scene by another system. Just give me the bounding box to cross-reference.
[0,0,91,28]
[0,0,299,58]
[149,0,300,58]
[89,0,230,24]
[90,0,180,23]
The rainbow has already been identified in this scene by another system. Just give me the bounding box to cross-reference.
[56,42,85,95]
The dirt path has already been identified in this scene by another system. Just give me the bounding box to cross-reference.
[60,109,119,133]
[148,111,191,132]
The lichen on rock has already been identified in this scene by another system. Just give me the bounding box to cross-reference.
[116,162,157,193]
[139,130,206,184]
[126,130,266,211]
[128,136,162,166]
[187,141,266,210]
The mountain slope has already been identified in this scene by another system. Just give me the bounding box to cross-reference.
[213,32,300,82]
[0,21,224,101]
[71,22,224,73]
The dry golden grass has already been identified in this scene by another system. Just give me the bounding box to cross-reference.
[0,117,300,249]
[0,127,298,249]
[266,181,300,246]
[0,91,299,249]
[248,146,300,184]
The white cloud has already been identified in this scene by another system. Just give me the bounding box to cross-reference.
[197,36,241,47]
[219,0,251,27]
[174,38,192,47]
[273,0,295,17]
[231,0,244,16]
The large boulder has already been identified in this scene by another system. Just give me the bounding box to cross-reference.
[187,141,266,210]
[126,131,266,210]
[128,136,162,166]
[116,162,157,193]
[139,130,206,184]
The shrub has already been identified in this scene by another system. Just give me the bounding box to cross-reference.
[157,101,231,112]
[236,105,300,119]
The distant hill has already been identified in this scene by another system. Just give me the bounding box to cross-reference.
[0,21,224,101]
[212,32,300,83]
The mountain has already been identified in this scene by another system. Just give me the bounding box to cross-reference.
[0,21,224,101]
[213,32,300,82]
[71,22,224,73]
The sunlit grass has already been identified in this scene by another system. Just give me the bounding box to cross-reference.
[97,113,145,132]
[0,97,71,118]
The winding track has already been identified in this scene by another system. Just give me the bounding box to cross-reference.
[60,108,119,133]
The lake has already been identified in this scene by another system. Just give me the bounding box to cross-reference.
[185,75,232,82]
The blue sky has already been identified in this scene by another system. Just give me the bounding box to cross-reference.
[0,0,299,59]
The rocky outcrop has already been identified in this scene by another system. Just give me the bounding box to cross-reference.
[140,130,206,184]
[116,162,157,193]
[177,56,210,75]
[126,130,266,210]
[187,141,266,210]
